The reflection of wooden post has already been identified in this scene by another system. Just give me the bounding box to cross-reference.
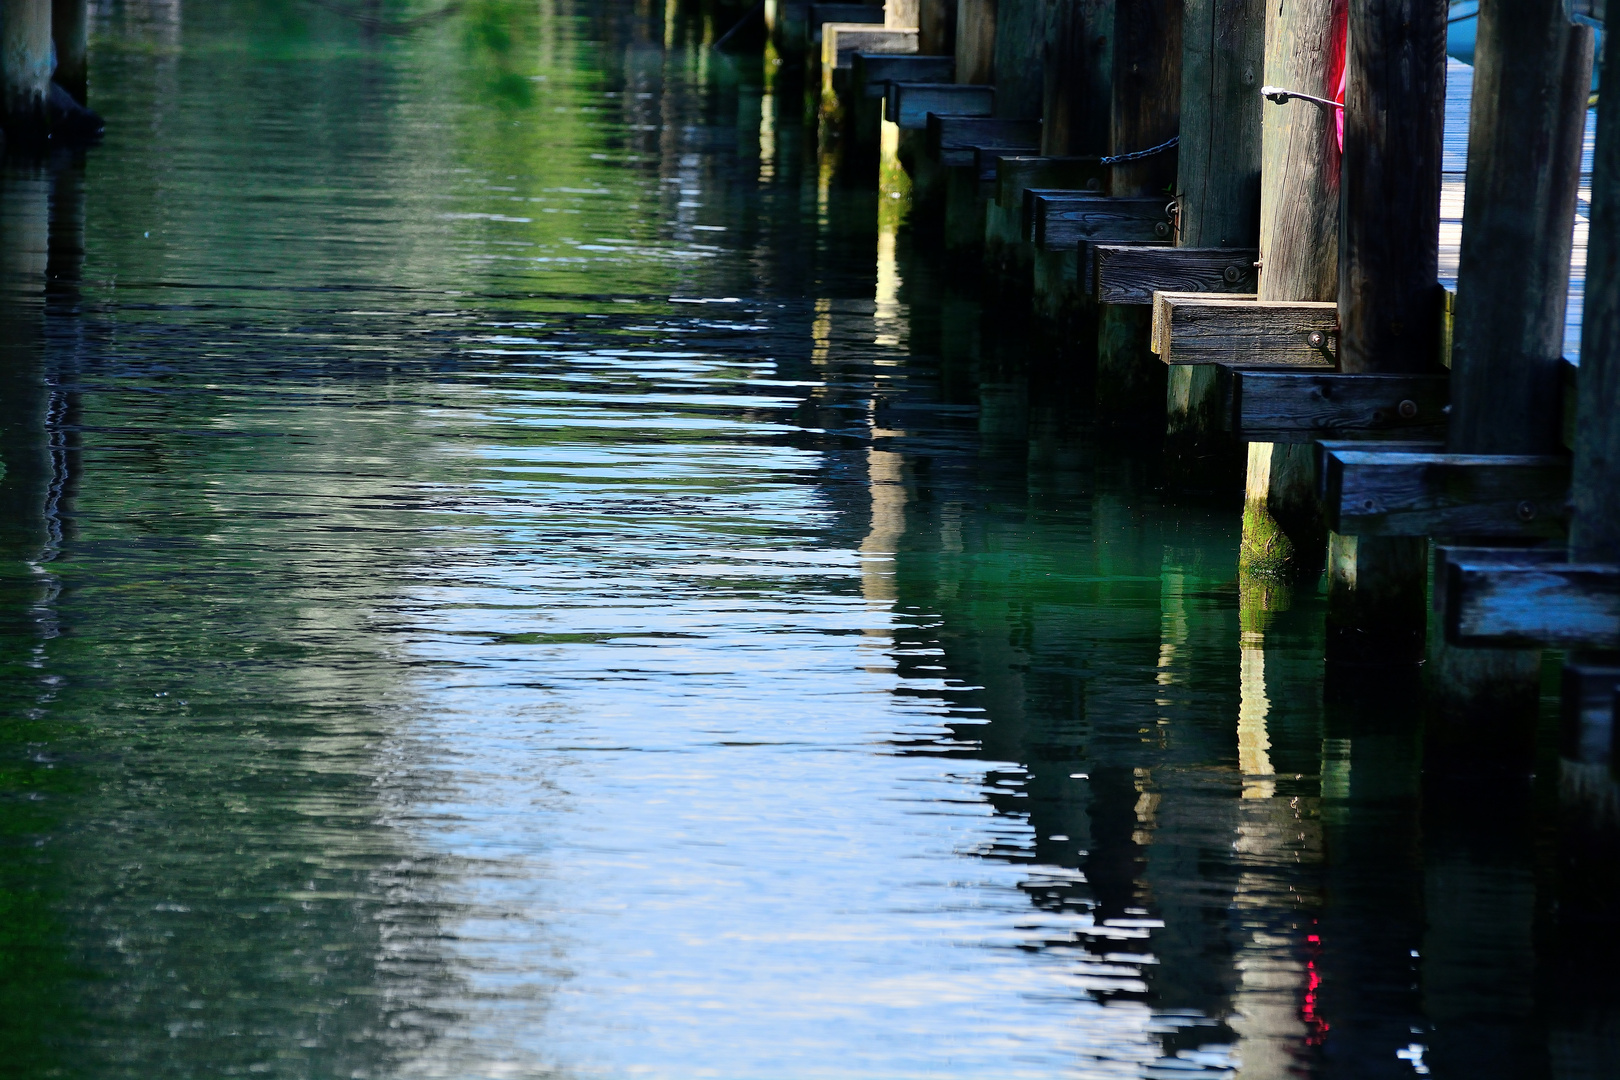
[1326,0,1447,665]
[1095,0,1182,423]
[1434,0,1592,721]
[52,0,89,105]
[1238,0,1340,581]
[954,0,996,84]
[1,0,52,139]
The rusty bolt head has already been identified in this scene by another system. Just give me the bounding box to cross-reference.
[1517,501,1537,522]
[1397,399,1419,419]
[1307,330,1327,348]
[1223,264,1243,283]
[1154,221,1170,238]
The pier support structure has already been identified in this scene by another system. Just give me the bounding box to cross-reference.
[1,0,52,140]
[1435,0,1593,724]
[955,0,996,84]
[1237,0,1341,581]
[1326,0,1448,666]
[52,0,88,106]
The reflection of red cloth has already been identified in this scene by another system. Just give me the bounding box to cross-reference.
[1329,0,1348,152]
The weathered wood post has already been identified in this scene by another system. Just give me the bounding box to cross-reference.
[1095,0,1183,423]
[1436,0,1592,720]
[1,0,52,140]
[1327,0,1448,665]
[1239,0,1341,577]
[990,0,1046,120]
[1041,0,1112,157]
[52,0,88,105]
[1162,0,1264,481]
[919,0,956,53]
[955,0,996,84]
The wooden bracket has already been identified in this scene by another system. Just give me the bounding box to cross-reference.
[852,54,954,99]
[927,115,1040,167]
[1091,246,1259,303]
[886,83,993,130]
[993,158,1105,210]
[1321,448,1571,538]
[1028,194,1171,248]
[1443,556,1620,648]
[1221,370,1449,443]
[973,145,1041,181]
[1150,293,1338,366]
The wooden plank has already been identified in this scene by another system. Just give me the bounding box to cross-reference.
[1224,371,1449,443]
[886,83,993,129]
[1150,293,1336,366]
[1034,195,1171,249]
[1081,239,1168,296]
[1444,561,1620,648]
[852,53,953,98]
[973,145,1040,181]
[1322,450,1572,538]
[822,24,916,71]
[810,2,884,42]
[994,157,1104,209]
[1093,245,1258,303]
[1021,187,1095,242]
[927,115,1040,164]
[1431,544,1571,616]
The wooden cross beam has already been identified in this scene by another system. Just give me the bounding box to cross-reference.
[1091,245,1259,303]
[1442,556,1620,648]
[1149,293,1337,366]
[1028,194,1171,249]
[1320,446,1571,539]
[993,158,1104,211]
[885,83,993,129]
[822,25,916,72]
[926,115,1040,166]
[852,54,954,99]
[1220,369,1449,442]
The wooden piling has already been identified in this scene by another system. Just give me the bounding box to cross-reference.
[885,0,920,26]
[989,0,1045,120]
[1041,0,1112,157]
[1236,0,1341,580]
[919,0,955,53]
[1094,0,1182,425]
[51,0,88,106]
[1,0,52,140]
[954,0,996,84]
[1163,0,1264,484]
[1434,0,1593,721]
[1325,0,1447,665]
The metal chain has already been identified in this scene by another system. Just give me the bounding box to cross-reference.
[1099,136,1180,165]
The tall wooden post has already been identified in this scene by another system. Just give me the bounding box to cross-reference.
[52,0,88,105]
[1326,0,1448,666]
[1,0,52,140]
[886,0,921,26]
[1570,27,1620,569]
[955,0,997,83]
[1239,0,1342,580]
[990,0,1046,119]
[1164,0,1264,479]
[1095,0,1182,423]
[1436,0,1592,720]
[1041,0,1113,156]
[919,0,956,53]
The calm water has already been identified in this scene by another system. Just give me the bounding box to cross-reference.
[1,3,1615,1078]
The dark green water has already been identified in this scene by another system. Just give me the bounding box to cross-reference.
[0,2,1615,1077]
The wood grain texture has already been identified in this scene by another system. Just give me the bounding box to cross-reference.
[1081,238,1168,295]
[927,114,1038,153]
[1448,0,1592,454]
[994,157,1104,210]
[1109,0,1182,196]
[1041,0,1112,156]
[887,82,993,129]
[1176,0,1263,247]
[853,53,953,97]
[1573,23,1620,561]
[1257,0,1340,303]
[955,0,997,84]
[1034,195,1171,249]
[1093,245,1258,302]
[918,0,955,53]
[885,0,921,28]
[1322,450,1571,538]
[1224,371,1448,442]
[1445,562,1620,648]
[1339,0,1448,373]
[1431,544,1569,616]
[989,0,1046,119]
[1150,294,1336,367]
[823,25,916,71]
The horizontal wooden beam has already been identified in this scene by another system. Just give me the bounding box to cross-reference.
[1029,194,1171,248]
[822,25,916,70]
[886,82,993,129]
[852,53,954,98]
[1080,239,1169,295]
[994,157,1104,210]
[1091,245,1259,302]
[1150,293,1337,366]
[973,144,1041,180]
[1322,448,1571,538]
[927,116,1041,166]
[1222,370,1449,443]
[1444,560,1620,648]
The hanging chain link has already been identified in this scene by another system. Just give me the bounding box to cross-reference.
[1099,135,1180,165]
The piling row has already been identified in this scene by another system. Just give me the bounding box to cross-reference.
[765,0,1620,773]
